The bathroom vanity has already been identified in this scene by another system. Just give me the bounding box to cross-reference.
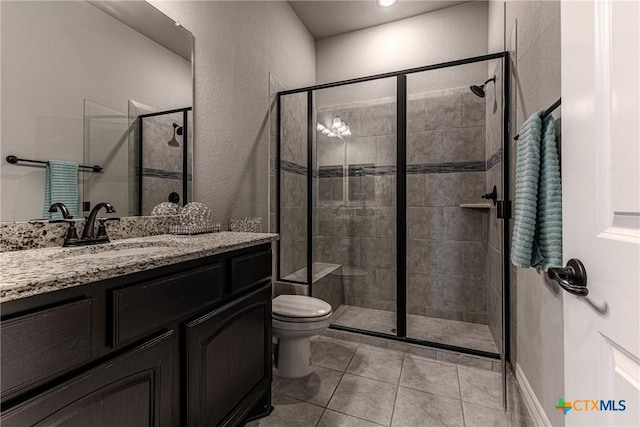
[0,232,277,426]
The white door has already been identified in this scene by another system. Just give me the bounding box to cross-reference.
[561,1,640,426]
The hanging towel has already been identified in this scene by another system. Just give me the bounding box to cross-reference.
[510,111,562,271]
[43,160,79,220]
[535,115,563,270]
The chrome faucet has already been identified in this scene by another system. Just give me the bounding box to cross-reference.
[48,202,73,219]
[82,202,116,240]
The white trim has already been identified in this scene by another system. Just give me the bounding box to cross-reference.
[515,363,552,427]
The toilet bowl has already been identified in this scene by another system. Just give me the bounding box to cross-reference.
[272,295,333,378]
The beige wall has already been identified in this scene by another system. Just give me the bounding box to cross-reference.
[315,1,489,106]
[150,1,316,229]
[495,1,564,425]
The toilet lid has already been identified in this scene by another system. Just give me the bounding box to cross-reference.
[272,295,332,318]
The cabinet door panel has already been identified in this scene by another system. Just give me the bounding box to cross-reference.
[1,299,92,399]
[186,284,271,427]
[1,331,173,427]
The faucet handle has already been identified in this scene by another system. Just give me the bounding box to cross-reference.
[96,217,120,239]
[50,220,80,245]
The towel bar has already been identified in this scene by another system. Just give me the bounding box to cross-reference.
[6,155,103,172]
[514,98,561,140]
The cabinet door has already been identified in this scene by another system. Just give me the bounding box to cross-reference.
[186,283,271,427]
[1,331,173,426]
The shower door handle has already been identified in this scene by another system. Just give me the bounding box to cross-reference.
[496,200,511,219]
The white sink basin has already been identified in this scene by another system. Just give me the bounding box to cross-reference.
[70,246,172,260]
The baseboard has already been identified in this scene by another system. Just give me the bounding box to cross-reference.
[515,363,553,427]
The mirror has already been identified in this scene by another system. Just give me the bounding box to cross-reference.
[0,0,193,221]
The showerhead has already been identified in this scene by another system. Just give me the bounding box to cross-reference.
[469,76,496,98]
[470,85,486,98]
[168,123,182,147]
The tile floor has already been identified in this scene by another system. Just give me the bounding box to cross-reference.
[247,336,533,427]
[332,305,498,354]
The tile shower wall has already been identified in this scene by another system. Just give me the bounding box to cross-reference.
[406,89,488,324]
[315,98,397,313]
[485,63,505,350]
[278,91,308,278]
[314,87,489,324]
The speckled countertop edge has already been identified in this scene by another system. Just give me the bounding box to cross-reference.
[0,232,279,303]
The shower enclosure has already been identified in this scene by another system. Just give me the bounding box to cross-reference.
[276,53,510,370]
[135,107,192,215]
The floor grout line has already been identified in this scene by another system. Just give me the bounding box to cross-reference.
[388,353,405,427]
[325,407,388,426]
[314,408,326,427]
[456,364,468,427]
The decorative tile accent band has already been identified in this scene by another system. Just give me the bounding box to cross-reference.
[486,149,502,170]
[407,161,486,174]
[291,161,487,178]
[284,156,496,177]
[281,160,307,176]
[136,167,193,180]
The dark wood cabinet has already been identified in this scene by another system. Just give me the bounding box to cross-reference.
[0,243,273,426]
[186,284,272,426]
[1,331,173,426]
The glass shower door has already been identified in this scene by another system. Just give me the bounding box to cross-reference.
[312,78,397,337]
[404,62,503,357]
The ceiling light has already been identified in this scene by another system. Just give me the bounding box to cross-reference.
[377,0,398,7]
[318,117,352,140]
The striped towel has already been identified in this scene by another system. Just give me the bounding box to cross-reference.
[511,111,562,271]
[43,160,79,220]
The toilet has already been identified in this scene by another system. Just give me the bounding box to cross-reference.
[272,295,333,378]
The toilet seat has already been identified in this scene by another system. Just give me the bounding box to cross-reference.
[272,295,332,323]
[273,311,333,323]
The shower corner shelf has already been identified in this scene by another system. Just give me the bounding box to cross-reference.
[459,203,492,209]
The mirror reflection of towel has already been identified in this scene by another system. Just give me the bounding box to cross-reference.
[43,160,79,220]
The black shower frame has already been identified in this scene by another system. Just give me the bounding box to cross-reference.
[137,107,192,215]
[276,52,511,363]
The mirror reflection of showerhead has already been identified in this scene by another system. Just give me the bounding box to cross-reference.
[469,76,496,98]
[168,123,182,147]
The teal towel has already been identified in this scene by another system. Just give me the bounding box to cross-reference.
[43,160,79,220]
[535,115,563,270]
[511,111,562,271]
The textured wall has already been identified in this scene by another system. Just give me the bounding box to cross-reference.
[149,1,316,229]
[315,1,489,106]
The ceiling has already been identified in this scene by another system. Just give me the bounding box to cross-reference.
[289,0,471,40]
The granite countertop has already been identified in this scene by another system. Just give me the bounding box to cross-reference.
[0,232,278,303]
